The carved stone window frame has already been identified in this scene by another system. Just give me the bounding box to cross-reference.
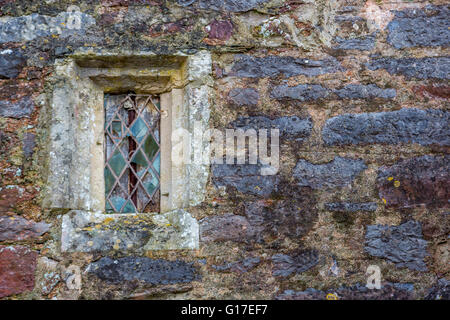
[42,50,212,253]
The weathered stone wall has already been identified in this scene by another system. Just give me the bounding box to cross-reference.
[0,0,448,300]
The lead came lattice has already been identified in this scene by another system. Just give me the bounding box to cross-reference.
[104,94,161,213]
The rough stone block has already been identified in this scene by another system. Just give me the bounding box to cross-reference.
[0,97,34,119]
[22,133,36,159]
[387,5,450,49]
[425,278,450,300]
[323,108,449,146]
[0,12,96,43]
[334,84,396,100]
[212,257,260,273]
[228,88,259,106]
[229,115,312,142]
[324,202,377,212]
[270,84,330,101]
[0,245,37,298]
[200,214,254,243]
[377,155,449,209]
[61,210,199,252]
[333,34,376,51]
[365,220,428,271]
[212,163,280,197]
[177,0,270,12]
[293,157,367,189]
[244,198,318,242]
[0,216,50,241]
[272,249,319,277]
[0,49,26,79]
[86,256,199,285]
[367,57,450,79]
[231,55,342,78]
[275,283,414,300]
[271,84,395,101]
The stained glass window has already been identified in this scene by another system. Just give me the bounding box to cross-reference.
[104,93,161,213]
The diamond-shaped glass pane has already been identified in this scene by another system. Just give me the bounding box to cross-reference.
[153,153,160,174]
[131,149,148,167]
[143,168,159,195]
[130,117,148,143]
[143,134,159,162]
[104,167,115,194]
[109,149,126,177]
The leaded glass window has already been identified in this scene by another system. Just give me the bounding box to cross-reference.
[104,93,161,213]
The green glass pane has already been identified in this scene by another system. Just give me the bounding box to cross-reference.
[131,149,148,167]
[105,201,113,212]
[153,153,160,174]
[104,167,115,194]
[110,196,126,212]
[122,200,136,213]
[144,169,159,195]
[130,118,148,143]
[143,134,159,162]
[108,149,126,177]
[137,168,146,177]
[111,121,122,138]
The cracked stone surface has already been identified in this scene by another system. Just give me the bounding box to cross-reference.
[323,108,449,146]
[293,157,367,189]
[0,216,50,242]
[272,249,319,277]
[324,202,377,212]
[61,209,199,252]
[86,256,199,285]
[0,48,26,79]
[367,57,450,79]
[387,5,450,49]
[231,55,342,78]
[0,97,34,119]
[365,220,428,271]
[377,155,449,209]
[229,115,312,142]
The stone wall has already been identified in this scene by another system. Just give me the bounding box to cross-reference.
[0,0,448,300]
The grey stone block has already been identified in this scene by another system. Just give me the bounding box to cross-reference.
[0,97,34,119]
[0,49,26,79]
[322,108,450,146]
[367,57,450,79]
[229,115,312,142]
[228,88,259,106]
[270,84,330,101]
[86,256,199,285]
[325,202,377,212]
[272,249,319,277]
[334,84,396,99]
[365,220,428,271]
[387,5,450,49]
[293,157,367,189]
[333,34,376,51]
[232,55,342,78]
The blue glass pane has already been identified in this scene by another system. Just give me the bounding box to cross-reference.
[122,200,136,213]
[136,168,146,177]
[144,169,159,195]
[106,201,113,212]
[130,118,148,143]
[110,196,126,212]
[153,153,160,174]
